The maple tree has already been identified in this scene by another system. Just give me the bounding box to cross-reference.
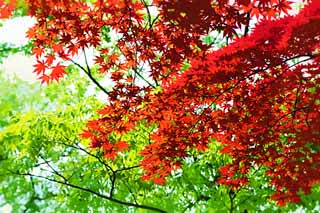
[0,70,319,212]
[1,0,320,211]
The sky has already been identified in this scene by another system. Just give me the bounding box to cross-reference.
[0,16,37,82]
[0,16,97,83]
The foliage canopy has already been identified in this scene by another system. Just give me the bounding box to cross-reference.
[0,0,320,212]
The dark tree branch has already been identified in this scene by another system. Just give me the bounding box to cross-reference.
[13,171,166,213]
[292,79,304,120]
[151,14,160,27]
[70,57,110,96]
[132,66,156,89]
[244,12,251,37]
[125,5,157,89]
[115,165,140,173]
[83,48,91,75]
[228,189,237,213]
[109,173,116,198]
[141,0,153,29]
[39,154,68,182]
[57,136,115,174]
[121,179,139,205]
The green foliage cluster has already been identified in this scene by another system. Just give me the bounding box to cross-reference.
[0,42,32,63]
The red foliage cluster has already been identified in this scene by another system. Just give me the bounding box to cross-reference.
[4,0,319,206]
[156,1,320,204]
[164,2,320,203]
[0,0,16,18]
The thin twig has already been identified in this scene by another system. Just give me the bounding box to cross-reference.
[39,154,68,182]
[115,165,140,173]
[70,58,110,95]
[141,0,152,29]
[56,138,114,174]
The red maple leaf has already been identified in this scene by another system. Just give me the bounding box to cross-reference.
[38,74,50,84]
[116,141,129,151]
[50,63,67,81]
[32,47,44,58]
[33,60,46,75]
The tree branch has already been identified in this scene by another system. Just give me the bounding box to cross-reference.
[115,165,140,173]
[141,0,153,29]
[70,57,110,96]
[13,171,167,213]
[244,12,251,37]
[228,189,236,213]
[109,173,116,198]
[121,179,139,205]
[124,4,157,89]
[56,139,115,174]
[39,154,68,182]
